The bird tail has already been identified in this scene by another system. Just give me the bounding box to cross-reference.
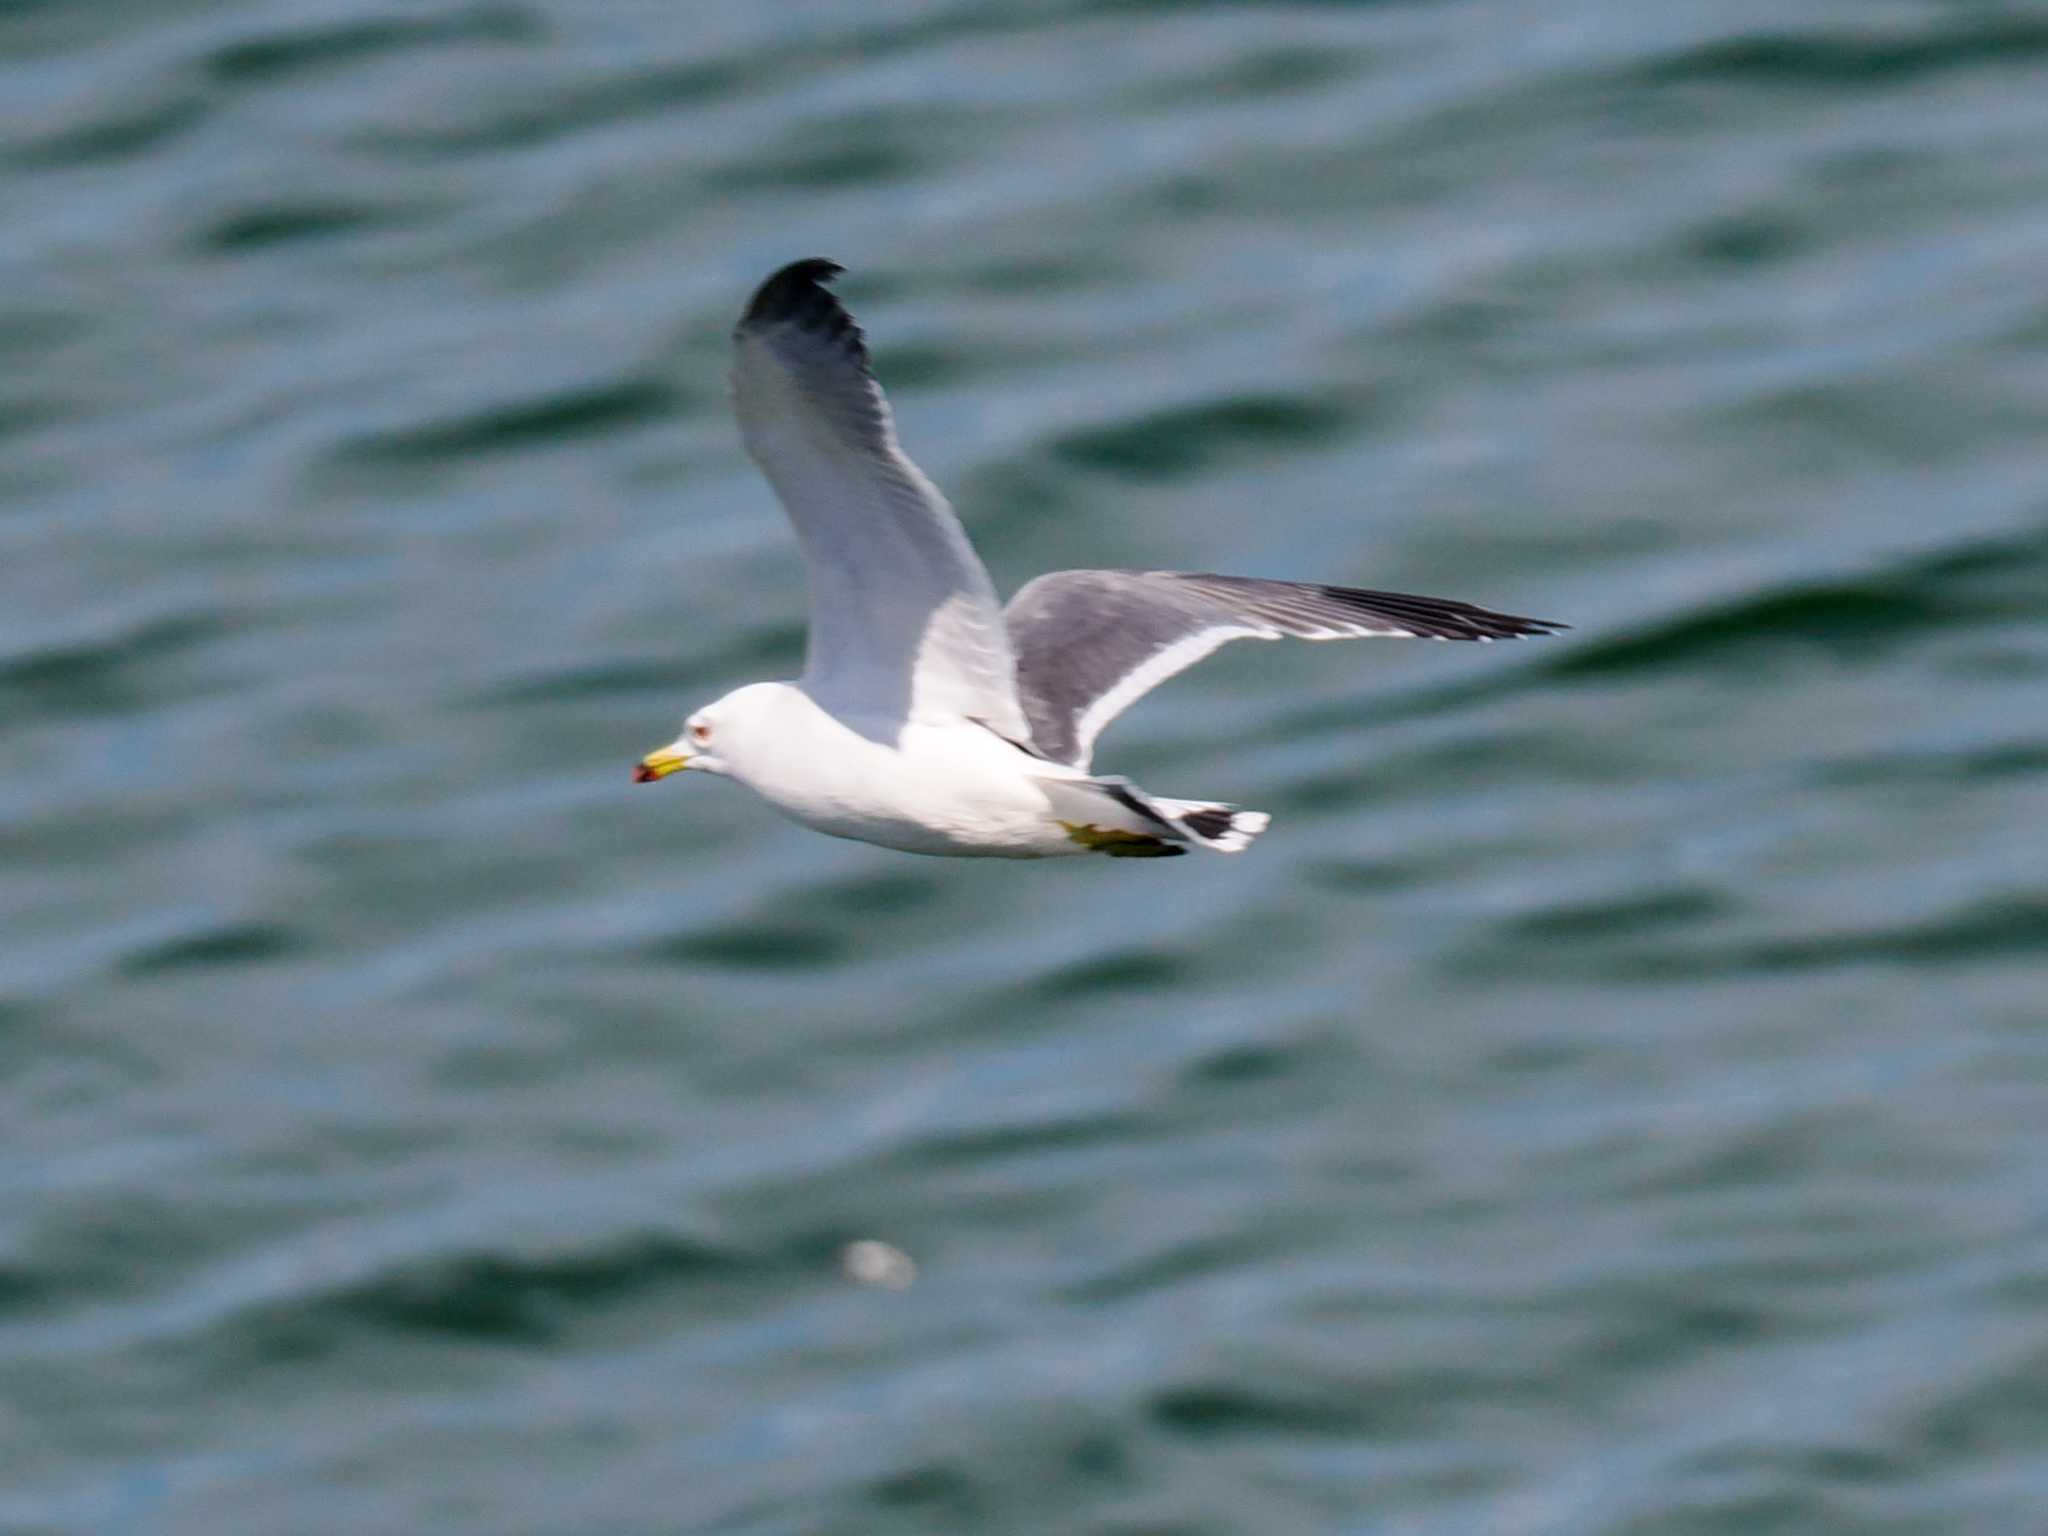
[1148,796,1271,854]
[1037,775,1271,856]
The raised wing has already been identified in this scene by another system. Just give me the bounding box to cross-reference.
[730,260,1027,740]
[1004,569,1565,767]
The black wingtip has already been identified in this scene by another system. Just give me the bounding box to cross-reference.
[1320,585,1569,641]
[742,258,848,326]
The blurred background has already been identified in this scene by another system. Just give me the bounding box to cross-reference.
[5,1,2047,1531]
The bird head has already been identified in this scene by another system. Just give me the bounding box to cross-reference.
[633,683,795,784]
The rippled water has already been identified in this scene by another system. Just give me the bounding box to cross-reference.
[7,2,2048,1531]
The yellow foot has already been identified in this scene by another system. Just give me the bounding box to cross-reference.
[1059,821,1185,858]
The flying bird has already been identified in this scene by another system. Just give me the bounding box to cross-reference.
[635,259,1562,858]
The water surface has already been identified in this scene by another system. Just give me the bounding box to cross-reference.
[5,2,2047,1531]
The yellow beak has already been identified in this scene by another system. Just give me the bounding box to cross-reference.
[633,746,691,783]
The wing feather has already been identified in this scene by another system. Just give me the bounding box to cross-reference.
[730,260,1026,739]
[1004,569,1564,767]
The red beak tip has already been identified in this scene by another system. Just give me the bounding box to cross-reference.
[632,764,657,783]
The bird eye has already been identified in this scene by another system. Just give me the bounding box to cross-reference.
[689,720,711,745]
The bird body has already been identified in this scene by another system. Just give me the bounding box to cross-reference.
[677,682,1072,858]
[656,680,1249,858]
[636,260,1562,859]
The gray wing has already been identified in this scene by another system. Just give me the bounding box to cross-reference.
[1003,569,1565,768]
[730,260,1028,739]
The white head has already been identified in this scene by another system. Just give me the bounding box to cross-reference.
[632,681,791,786]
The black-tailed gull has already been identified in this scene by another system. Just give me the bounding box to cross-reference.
[635,259,1564,858]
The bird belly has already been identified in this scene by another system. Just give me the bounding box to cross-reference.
[740,716,1083,858]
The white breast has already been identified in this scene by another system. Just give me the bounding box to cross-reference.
[722,685,1077,858]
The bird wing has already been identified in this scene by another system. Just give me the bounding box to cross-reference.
[730,260,1028,741]
[1003,569,1565,768]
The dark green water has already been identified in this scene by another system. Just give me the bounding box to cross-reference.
[6,2,2048,1531]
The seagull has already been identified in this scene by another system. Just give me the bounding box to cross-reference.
[634,259,1563,858]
